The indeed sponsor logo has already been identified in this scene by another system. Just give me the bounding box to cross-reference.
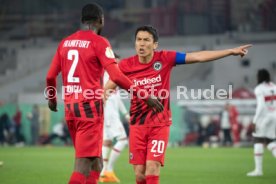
[133,75,161,86]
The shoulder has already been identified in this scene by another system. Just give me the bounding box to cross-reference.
[154,50,178,67]
[254,84,263,95]
[94,35,110,45]
[157,50,177,60]
[271,82,276,88]
[62,31,78,41]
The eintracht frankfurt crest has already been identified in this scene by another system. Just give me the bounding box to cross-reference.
[153,61,162,71]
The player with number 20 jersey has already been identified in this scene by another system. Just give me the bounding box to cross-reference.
[105,25,252,184]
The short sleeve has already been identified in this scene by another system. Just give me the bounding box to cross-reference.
[95,37,116,68]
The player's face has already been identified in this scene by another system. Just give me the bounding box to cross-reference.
[135,31,158,57]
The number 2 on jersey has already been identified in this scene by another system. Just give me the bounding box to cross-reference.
[67,50,80,83]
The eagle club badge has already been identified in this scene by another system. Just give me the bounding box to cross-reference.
[153,61,162,71]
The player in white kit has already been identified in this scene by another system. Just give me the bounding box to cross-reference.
[99,56,129,183]
[247,69,276,177]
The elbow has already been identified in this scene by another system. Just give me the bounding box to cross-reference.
[194,54,205,63]
[46,75,56,86]
[46,71,55,81]
[109,72,122,84]
[189,54,203,63]
[46,76,54,83]
[195,58,203,63]
[46,76,52,82]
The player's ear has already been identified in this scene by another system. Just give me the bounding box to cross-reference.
[153,42,158,50]
[100,17,104,25]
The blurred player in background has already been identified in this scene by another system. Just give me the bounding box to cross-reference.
[247,69,276,177]
[99,55,129,183]
[104,25,252,184]
[41,119,70,145]
[27,104,40,145]
[46,4,163,184]
[220,103,232,146]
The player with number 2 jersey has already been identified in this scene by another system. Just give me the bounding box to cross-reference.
[45,4,164,184]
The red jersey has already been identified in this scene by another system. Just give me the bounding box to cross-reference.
[47,30,117,120]
[119,51,182,127]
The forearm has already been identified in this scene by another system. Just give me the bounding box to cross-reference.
[105,64,149,99]
[105,64,133,91]
[46,75,57,101]
[186,49,233,64]
[104,80,117,91]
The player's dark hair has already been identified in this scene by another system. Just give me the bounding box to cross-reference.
[135,25,159,42]
[81,3,103,24]
[257,69,270,84]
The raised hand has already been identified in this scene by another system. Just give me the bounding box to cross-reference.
[231,44,252,57]
[144,96,164,113]
[48,100,58,112]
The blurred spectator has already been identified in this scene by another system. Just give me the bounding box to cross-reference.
[27,104,40,145]
[42,119,70,145]
[198,115,220,147]
[220,103,232,146]
[198,115,210,146]
[183,112,200,146]
[229,104,240,146]
[13,106,25,145]
[0,113,12,145]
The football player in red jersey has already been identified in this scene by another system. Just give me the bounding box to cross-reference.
[104,25,252,184]
[45,5,163,184]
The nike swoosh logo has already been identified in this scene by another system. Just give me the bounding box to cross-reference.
[153,154,162,157]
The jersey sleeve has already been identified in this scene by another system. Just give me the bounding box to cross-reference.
[118,60,127,74]
[253,87,264,124]
[163,51,186,67]
[46,45,62,101]
[95,37,116,68]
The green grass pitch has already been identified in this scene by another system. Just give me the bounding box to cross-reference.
[0,147,275,184]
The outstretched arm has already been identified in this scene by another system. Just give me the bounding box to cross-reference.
[185,44,252,64]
